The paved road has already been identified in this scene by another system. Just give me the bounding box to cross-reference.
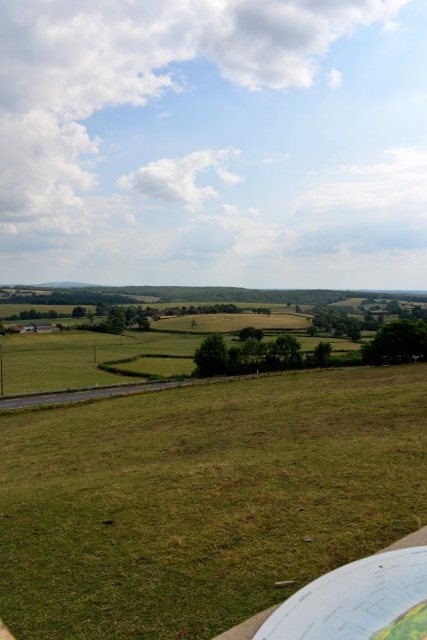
[0,376,248,411]
[0,367,362,412]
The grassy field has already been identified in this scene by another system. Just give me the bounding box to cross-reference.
[0,329,364,395]
[119,357,195,377]
[0,331,217,394]
[1,364,427,639]
[295,336,362,352]
[157,313,309,332]
[0,304,97,318]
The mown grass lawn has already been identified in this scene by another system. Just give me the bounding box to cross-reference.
[1,364,427,639]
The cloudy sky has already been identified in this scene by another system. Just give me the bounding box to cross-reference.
[1,0,427,288]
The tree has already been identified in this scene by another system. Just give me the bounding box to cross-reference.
[194,333,229,377]
[240,337,267,370]
[96,303,109,317]
[136,316,150,331]
[191,319,197,329]
[361,319,427,365]
[125,306,138,323]
[286,303,291,308]
[47,309,58,319]
[307,325,317,336]
[110,314,125,334]
[239,326,264,342]
[347,325,361,342]
[313,341,332,367]
[334,322,346,337]
[267,334,303,370]
[72,306,87,318]
[227,345,242,375]
[295,305,302,314]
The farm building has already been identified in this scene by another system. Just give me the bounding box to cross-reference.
[11,324,33,333]
[19,322,60,333]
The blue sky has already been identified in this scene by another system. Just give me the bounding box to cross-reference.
[1,0,427,288]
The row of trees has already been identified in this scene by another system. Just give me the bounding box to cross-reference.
[77,305,149,334]
[193,319,427,377]
[193,333,343,377]
[5,309,67,321]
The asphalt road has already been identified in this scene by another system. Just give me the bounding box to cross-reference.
[0,376,251,411]
[0,368,359,411]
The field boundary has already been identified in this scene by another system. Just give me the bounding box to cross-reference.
[98,353,193,380]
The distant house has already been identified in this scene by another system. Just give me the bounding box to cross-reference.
[14,324,34,333]
[32,321,60,333]
[19,322,60,333]
[146,316,154,322]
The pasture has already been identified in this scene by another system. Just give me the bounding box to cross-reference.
[1,364,427,639]
[156,313,309,333]
[0,331,217,395]
[0,328,364,395]
[118,356,195,377]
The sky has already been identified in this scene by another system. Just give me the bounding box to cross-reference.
[1,0,427,289]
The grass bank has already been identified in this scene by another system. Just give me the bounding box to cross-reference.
[1,364,427,639]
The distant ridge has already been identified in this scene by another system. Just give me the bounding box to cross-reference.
[40,282,104,288]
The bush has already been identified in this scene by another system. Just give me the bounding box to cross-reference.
[239,326,264,342]
[361,319,427,365]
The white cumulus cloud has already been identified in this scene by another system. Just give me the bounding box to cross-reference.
[0,0,410,259]
[327,67,343,89]
[117,147,243,212]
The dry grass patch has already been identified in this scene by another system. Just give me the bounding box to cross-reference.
[157,313,308,333]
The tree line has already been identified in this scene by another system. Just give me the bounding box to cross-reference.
[193,317,427,377]
[193,333,361,377]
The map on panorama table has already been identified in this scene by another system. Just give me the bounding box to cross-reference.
[252,546,427,640]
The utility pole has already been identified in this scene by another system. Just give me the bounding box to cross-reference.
[0,341,3,396]
[93,339,96,363]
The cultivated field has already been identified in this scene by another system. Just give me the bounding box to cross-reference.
[156,313,309,332]
[1,364,427,639]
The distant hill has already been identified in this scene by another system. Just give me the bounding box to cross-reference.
[40,282,104,288]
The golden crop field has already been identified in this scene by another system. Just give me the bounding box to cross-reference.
[156,313,309,332]
[0,304,96,318]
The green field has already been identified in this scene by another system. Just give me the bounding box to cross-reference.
[157,313,309,332]
[0,329,364,395]
[295,335,362,352]
[0,331,218,395]
[1,364,427,639]
[118,356,195,377]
